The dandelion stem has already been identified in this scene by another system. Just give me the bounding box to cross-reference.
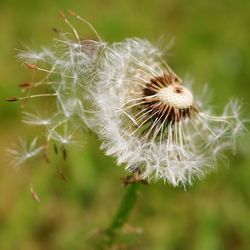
[105,182,141,247]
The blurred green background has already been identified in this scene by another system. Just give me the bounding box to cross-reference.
[0,0,250,249]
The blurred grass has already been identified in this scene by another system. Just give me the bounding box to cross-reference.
[0,0,250,249]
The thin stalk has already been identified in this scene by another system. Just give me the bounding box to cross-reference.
[105,182,141,247]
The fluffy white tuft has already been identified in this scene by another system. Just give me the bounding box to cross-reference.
[88,38,244,186]
[13,18,244,186]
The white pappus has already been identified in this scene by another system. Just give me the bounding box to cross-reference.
[89,38,245,186]
[9,12,245,186]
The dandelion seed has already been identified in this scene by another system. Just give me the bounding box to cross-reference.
[7,138,43,168]
[22,111,57,126]
[16,47,46,63]
[59,169,68,182]
[19,82,33,89]
[6,97,18,102]
[30,184,41,202]
[46,123,84,147]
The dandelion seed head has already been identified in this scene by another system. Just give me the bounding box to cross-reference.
[13,16,245,186]
[88,38,244,186]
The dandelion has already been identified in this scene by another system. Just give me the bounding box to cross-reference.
[89,38,245,186]
[10,12,244,186]
[8,13,247,248]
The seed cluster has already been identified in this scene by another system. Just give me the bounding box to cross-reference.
[131,73,198,141]
[10,13,243,186]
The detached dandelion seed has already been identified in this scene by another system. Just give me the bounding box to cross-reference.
[22,111,59,126]
[7,138,43,168]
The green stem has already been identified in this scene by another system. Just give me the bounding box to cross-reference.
[105,182,141,246]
